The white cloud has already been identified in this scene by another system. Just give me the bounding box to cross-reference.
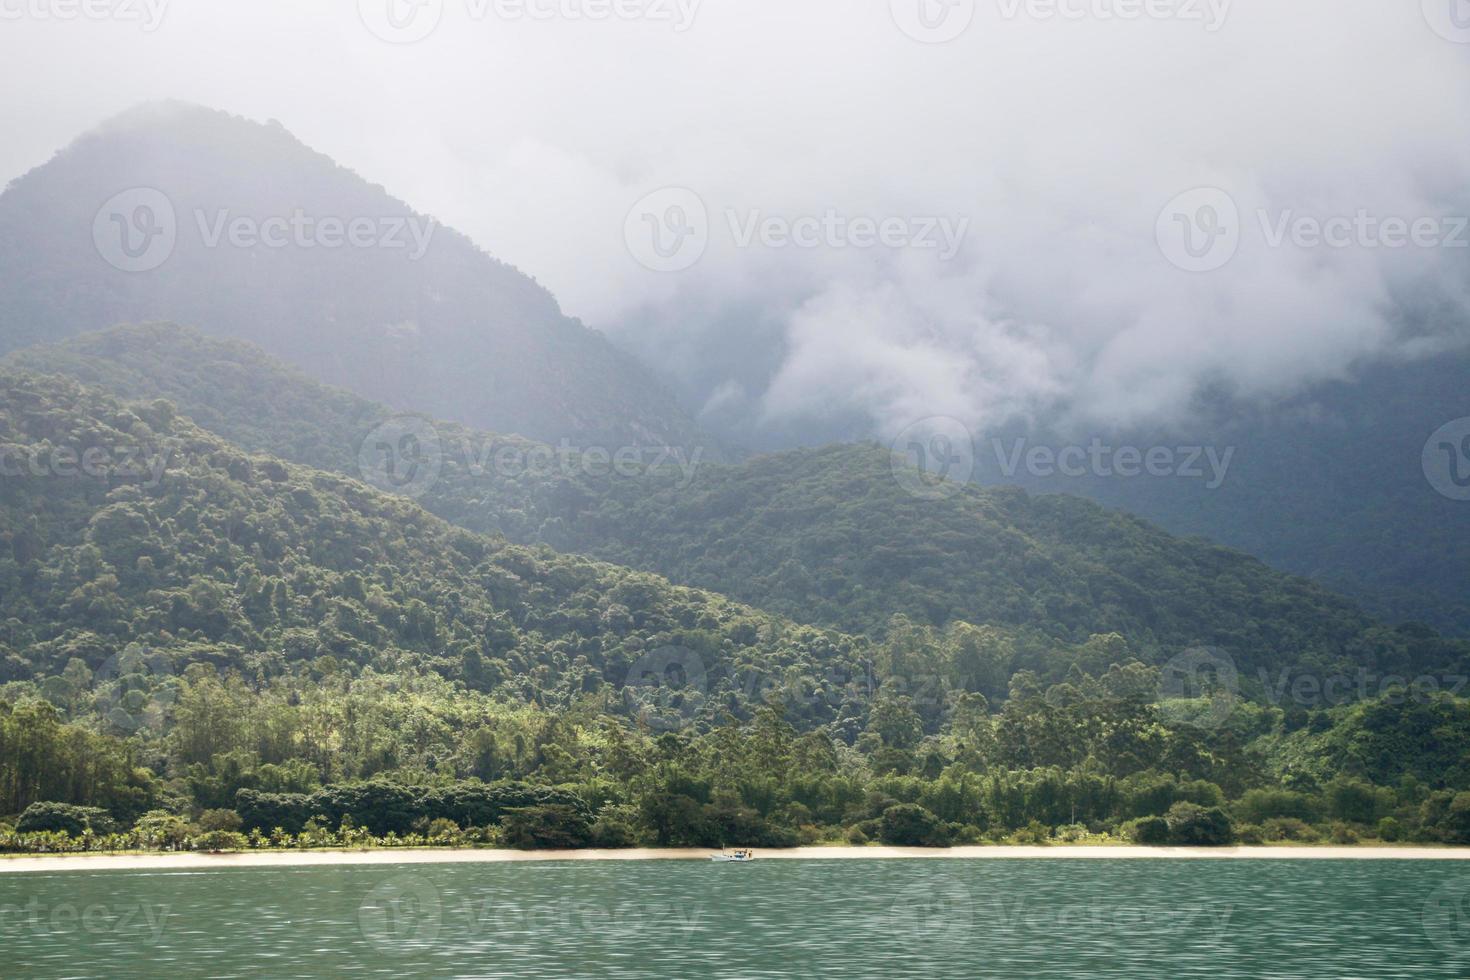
[1,0,1467,442]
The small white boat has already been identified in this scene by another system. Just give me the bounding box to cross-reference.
[710,850,754,862]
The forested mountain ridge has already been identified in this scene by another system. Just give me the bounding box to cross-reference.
[984,351,1470,635]
[6,365,1470,850]
[0,366,868,734]
[8,324,1464,693]
[0,102,709,452]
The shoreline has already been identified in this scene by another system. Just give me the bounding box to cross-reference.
[5,844,1470,874]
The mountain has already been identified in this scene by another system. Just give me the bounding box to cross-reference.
[6,362,1470,851]
[976,353,1470,635]
[0,102,709,453]
[0,366,863,735]
[13,324,1464,692]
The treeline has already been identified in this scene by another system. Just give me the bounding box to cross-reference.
[13,324,1463,682]
[7,665,1470,852]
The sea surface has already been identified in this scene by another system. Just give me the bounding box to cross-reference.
[1,858,1468,978]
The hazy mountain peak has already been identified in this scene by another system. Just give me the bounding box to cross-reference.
[0,105,710,454]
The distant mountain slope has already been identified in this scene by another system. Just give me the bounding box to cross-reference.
[0,102,708,452]
[14,324,1461,685]
[0,367,857,731]
[984,353,1470,634]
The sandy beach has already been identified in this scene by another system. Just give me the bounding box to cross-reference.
[4,844,1470,874]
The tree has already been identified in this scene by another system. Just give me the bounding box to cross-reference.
[500,805,593,850]
[1165,802,1234,846]
[878,804,947,847]
[1123,816,1171,845]
[198,808,244,833]
[16,802,113,836]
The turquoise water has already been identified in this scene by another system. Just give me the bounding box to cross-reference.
[1,859,1468,978]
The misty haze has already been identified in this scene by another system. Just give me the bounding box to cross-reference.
[1,2,1469,978]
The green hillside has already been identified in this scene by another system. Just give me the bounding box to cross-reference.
[4,365,1470,851]
[11,324,1458,692]
[0,367,869,734]
[0,102,709,452]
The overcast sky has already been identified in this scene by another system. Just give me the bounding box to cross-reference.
[3,0,1468,444]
